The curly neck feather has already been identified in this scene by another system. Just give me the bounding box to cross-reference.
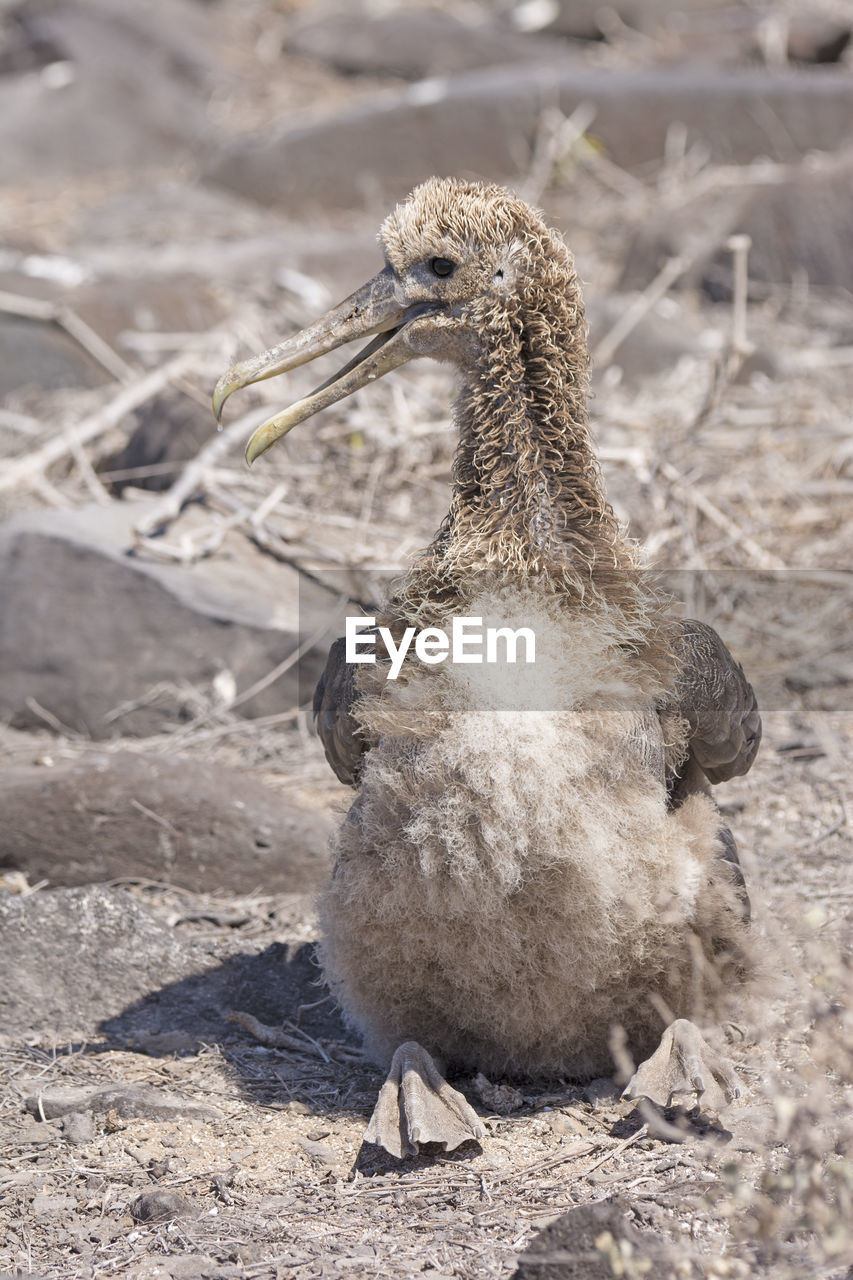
[445,291,624,573]
[396,235,646,626]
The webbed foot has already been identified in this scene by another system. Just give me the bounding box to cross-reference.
[365,1041,484,1158]
[623,1018,744,1111]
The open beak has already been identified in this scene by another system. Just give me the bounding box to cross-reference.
[213,265,423,465]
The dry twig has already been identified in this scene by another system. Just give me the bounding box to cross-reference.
[133,408,263,538]
[660,462,785,570]
[0,288,134,383]
[0,350,199,494]
[593,255,691,369]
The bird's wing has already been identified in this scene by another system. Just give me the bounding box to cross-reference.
[313,636,373,786]
[671,620,761,785]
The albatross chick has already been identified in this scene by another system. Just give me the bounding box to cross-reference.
[214,177,761,1159]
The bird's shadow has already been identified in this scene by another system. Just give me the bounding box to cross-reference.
[94,941,488,1172]
[90,943,694,1173]
[97,941,380,1125]
[99,940,344,1047]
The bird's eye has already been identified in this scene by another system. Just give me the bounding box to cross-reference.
[430,257,455,278]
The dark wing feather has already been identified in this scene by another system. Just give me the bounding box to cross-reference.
[315,619,760,795]
[671,620,761,785]
[313,636,373,786]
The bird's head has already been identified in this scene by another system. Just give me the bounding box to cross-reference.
[213,177,584,464]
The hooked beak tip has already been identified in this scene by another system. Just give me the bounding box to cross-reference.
[244,411,291,465]
[244,434,264,466]
[212,373,238,424]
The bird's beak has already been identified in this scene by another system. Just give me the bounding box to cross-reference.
[213,265,421,464]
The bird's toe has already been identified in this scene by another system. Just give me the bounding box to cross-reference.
[364,1041,484,1159]
[623,1018,744,1112]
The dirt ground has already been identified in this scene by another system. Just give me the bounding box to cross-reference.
[1,0,852,1276]
[2,695,850,1280]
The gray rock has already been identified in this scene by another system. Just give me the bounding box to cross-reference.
[622,148,853,296]
[0,312,110,400]
[587,294,705,385]
[206,63,853,213]
[0,0,224,184]
[0,271,224,400]
[725,1100,777,1152]
[513,1198,674,1279]
[131,1189,198,1223]
[524,0,849,54]
[31,1193,76,1215]
[132,1030,201,1055]
[164,1259,219,1280]
[25,1083,223,1122]
[723,150,853,294]
[72,273,224,352]
[100,392,223,494]
[287,8,560,80]
[0,885,206,1038]
[20,1120,62,1145]
[581,1076,622,1107]
[67,178,277,251]
[513,0,745,41]
[296,1136,340,1166]
[473,1072,524,1114]
[0,7,66,75]
[509,0,606,42]
[61,1111,95,1144]
[0,884,348,1046]
[785,658,853,695]
[0,750,333,892]
[784,16,851,65]
[0,499,340,737]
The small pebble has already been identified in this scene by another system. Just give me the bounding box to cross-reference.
[296,1137,339,1166]
[286,1100,313,1115]
[473,1072,524,1114]
[131,1189,197,1223]
[582,1077,621,1107]
[62,1111,94,1145]
[547,1111,585,1136]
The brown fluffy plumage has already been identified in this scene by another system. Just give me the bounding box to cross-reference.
[381,178,644,614]
[308,179,759,1081]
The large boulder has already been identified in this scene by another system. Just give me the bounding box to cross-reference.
[0,751,334,892]
[0,272,224,400]
[0,500,341,737]
[205,63,853,213]
[286,8,561,80]
[0,0,224,184]
[0,885,207,1040]
[69,273,225,354]
[0,311,110,399]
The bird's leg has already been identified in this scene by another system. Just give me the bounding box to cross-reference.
[365,1041,485,1158]
[623,1018,744,1112]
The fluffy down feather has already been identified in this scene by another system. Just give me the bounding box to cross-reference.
[318,587,749,1079]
